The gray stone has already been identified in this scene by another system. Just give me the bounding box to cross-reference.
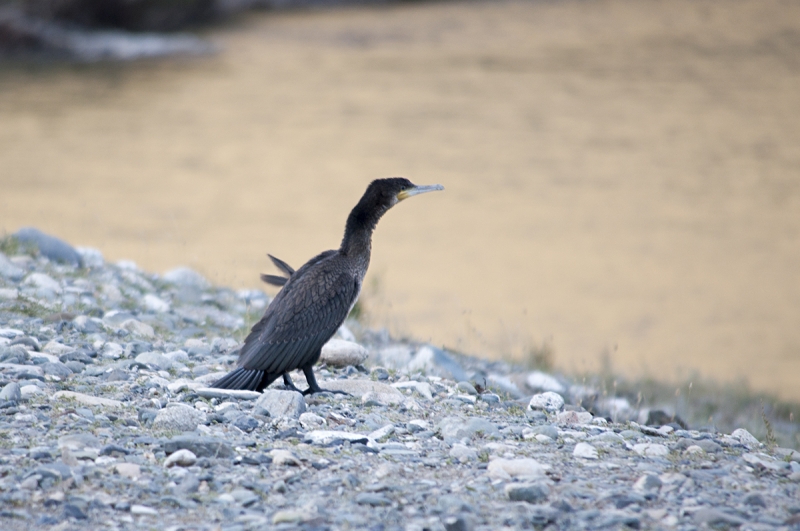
[525,371,565,393]
[355,493,391,506]
[528,391,565,413]
[693,508,746,527]
[487,458,548,479]
[232,415,259,433]
[254,390,306,419]
[633,474,662,492]
[52,391,122,408]
[163,434,234,458]
[456,381,478,395]
[743,492,766,507]
[135,351,173,370]
[14,227,82,266]
[731,428,761,448]
[505,482,550,503]
[320,379,404,405]
[152,404,207,431]
[23,272,62,296]
[164,449,197,468]
[0,382,21,402]
[449,443,478,463]
[304,430,369,446]
[41,362,73,378]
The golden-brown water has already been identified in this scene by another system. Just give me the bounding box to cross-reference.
[1,0,799,399]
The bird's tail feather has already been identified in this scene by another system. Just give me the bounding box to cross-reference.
[211,367,268,391]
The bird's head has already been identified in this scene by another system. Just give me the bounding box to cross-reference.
[364,177,445,211]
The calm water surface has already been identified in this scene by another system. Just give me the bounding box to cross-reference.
[1,0,799,398]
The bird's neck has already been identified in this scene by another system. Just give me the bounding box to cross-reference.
[340,199,387,259]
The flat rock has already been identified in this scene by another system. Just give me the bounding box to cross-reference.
[254,390,306,418]
[194,387,261,401]
[23,272,62,294]
[304,430,370,446]
[163,434,233,458]
[52,391,122,408]
[152,404,207,431]
[320,339,368,367]
[320,379,404,404]
[392,381,434,400]
[439,416,499,442]
[487,458,548,479]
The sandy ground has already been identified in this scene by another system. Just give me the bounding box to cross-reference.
[1,0,799,399]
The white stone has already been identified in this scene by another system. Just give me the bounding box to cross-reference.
[526,371,565,393]
[528,391,565,413]
[299,412,327,430]
[731,428,761,448]
[164,449,197,468]
[487,458,549,480]
[130,504,158,516]
[115,463,141,479]
[23,273,62,294]
[392,381,434,400]
[303,430,369,445]
[0,288,18,300]
[320,339,368,367]
[449,443,478,463]
[21,385,45,398]
[573,442,598,459]
[195,387,261,401]
[144,294,170,313]
[120,319,155,339]
[633,443,670,457]
[368,424,395,441]
[556,410,593,425]
[135,351,173,370]
[76,247,104,267]
[270,449,301,466]
[684,445,705,455]
[0,328,24,338]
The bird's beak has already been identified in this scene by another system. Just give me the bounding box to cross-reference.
[397,184,445,201]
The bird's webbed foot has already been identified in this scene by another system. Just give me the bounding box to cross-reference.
[302,366,350,396]
[281,373,305,394]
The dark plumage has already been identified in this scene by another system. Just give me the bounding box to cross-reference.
[212,178,444,394]
[260,254,294,287]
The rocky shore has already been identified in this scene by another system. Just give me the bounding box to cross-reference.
[1,228,799,531]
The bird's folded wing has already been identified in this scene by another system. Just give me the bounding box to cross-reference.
[237,268,358,374]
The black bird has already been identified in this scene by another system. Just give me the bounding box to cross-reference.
[212,178,444,394]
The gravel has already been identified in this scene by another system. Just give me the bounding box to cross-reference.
[0,231,799,530]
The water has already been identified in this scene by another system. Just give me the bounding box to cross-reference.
[1,0,799,398]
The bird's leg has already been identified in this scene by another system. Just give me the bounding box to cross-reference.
[281,373,305,394]
[301,365,350,396]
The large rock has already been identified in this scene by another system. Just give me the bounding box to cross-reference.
[320,339,368,367]
[528,391,565,413]
[254,390,306,419]
[0,252,25,280]
[14,227,81,266]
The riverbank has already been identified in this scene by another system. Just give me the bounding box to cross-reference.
[1,229,799,529]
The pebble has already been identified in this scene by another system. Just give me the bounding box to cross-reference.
[0,228,796,531]
[152,403,207,431]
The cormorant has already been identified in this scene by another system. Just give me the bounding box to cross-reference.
[260,254,294,287]
[212,178,444,394]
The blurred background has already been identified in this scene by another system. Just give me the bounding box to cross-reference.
[1,0,799,399]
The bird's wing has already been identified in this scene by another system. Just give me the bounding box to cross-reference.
[260,273,288,287]
[238,263,358,374]
[268,254,295,276]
